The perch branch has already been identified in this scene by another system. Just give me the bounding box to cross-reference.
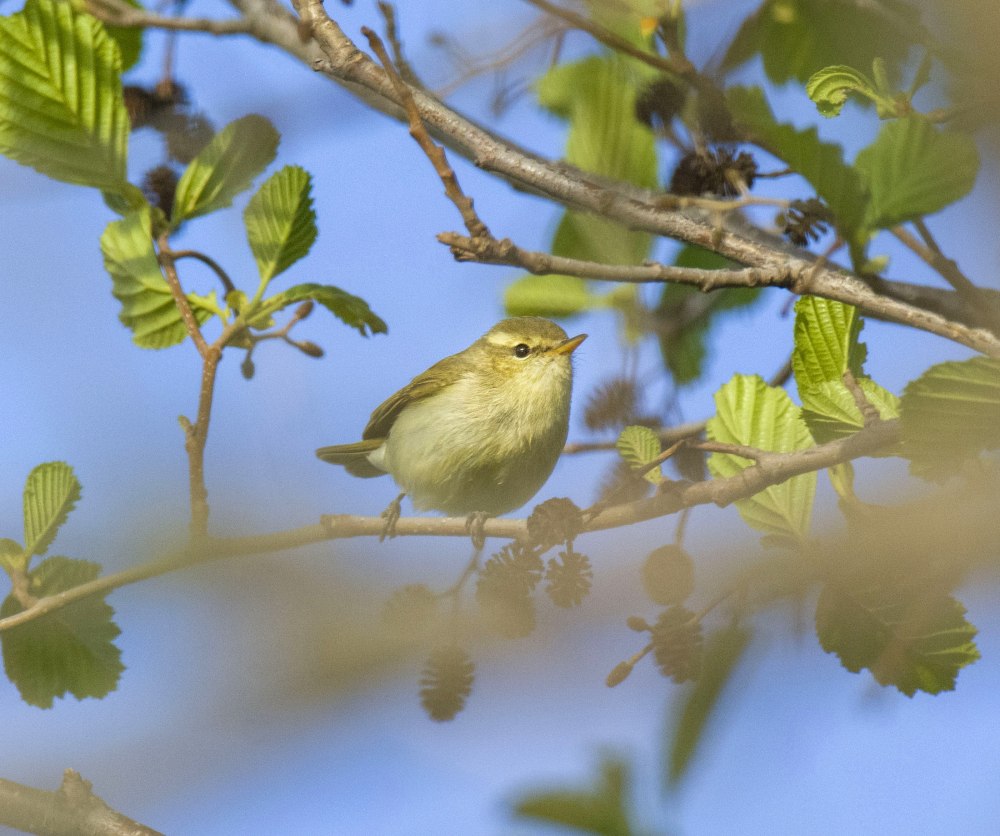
[0,421,901,633]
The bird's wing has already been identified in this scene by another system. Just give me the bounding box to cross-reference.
[362,355,458,440]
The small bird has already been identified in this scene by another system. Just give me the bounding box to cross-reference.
[316,316,586,539]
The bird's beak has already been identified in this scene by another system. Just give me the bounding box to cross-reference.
[552,333,587,355]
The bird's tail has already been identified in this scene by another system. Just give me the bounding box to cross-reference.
[316,439,386,478]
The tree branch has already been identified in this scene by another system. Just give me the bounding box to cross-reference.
[0,770,162,836]
[892,221,1000,332]
[439,232,800,288]
[84,0,250,34]
[0,421,900,634]
[90,0,1000,354]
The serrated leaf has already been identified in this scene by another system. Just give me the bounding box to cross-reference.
[244,164,317,284]
[801,377,900,443]
[792,297,867,389]
[172,114,279,225]
[806,64,880,117]
[721,0,922,87]
[87,0,143,71]
[23,462,81,560]
[667,624,751,785]
[855,116,979,228]
[504,273,600,318]
[707,375,816,543]
[727,86,869,242]
[100,207,218,349]
[616,425,663,484]
[257,283,386,336]
[1,556,123,708]
[512,756,634,836]
[0,0,129,192]
[816,577,979,696]
[901,356,1000,481]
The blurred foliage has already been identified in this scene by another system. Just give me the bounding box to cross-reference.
[0,0,999,830]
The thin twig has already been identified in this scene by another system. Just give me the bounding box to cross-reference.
[521,0,695,77]
[893,222,1000,331]
[84,0,250,33]
[842,369,881,427]
[167,249,237,296]
[156,236,210,359]
[439,232,801,289]
[691,440,768,462]
[375,2,421,87]
[361,27,490,239]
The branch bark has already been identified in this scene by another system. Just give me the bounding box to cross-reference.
[88,0,1000,355]
[0,770,162,836]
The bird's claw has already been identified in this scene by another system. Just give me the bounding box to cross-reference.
[465,511,489,551]
[380,493,405,542]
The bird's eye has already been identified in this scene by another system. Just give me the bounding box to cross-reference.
[513,343,531,358]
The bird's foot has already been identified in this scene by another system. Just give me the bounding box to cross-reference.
[464,511,490,551]
[380,493,406,542]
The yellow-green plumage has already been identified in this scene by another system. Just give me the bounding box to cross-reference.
[316,317,585,516]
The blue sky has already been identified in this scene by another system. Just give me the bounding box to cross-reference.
[1,0,998,833]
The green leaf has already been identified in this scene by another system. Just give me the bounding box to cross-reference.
[535,53,657,268]
[667,624,751,785]
[721,0,923,87]
[1,556,124,708]
[801,377,900,443]
[616,425,663,484]
[256,283,387,337]
[504,274,601,318]
[792,296,899,441]
[550,209,650,271]
[727,86,869,243]
[855,116,979,228]
[512,755,634,836]
[792,297,867,390]
[23,462,81,560]
[657,246,763,385]
[707,375,816,543]
[0,0,129,192]
[827,461,857,506]
[172,114,279,225]
[901,356,1000,481]
[88,0,143,71]
[816,575,979,696]
[0,539,25,575]
[806,64,880,117]
[100,207,218,349]
[244,165,317,284]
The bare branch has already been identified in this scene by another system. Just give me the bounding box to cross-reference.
[521,0,695,77]
[893,221,1000,332]
[0,770,162,836]
[842,369,882,427]
[361,27,490,238]
[94,0,1000,354]
[0,421,901,634]
[167,249,237,297]
[439,232,800,288]
[85,0,250,34]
